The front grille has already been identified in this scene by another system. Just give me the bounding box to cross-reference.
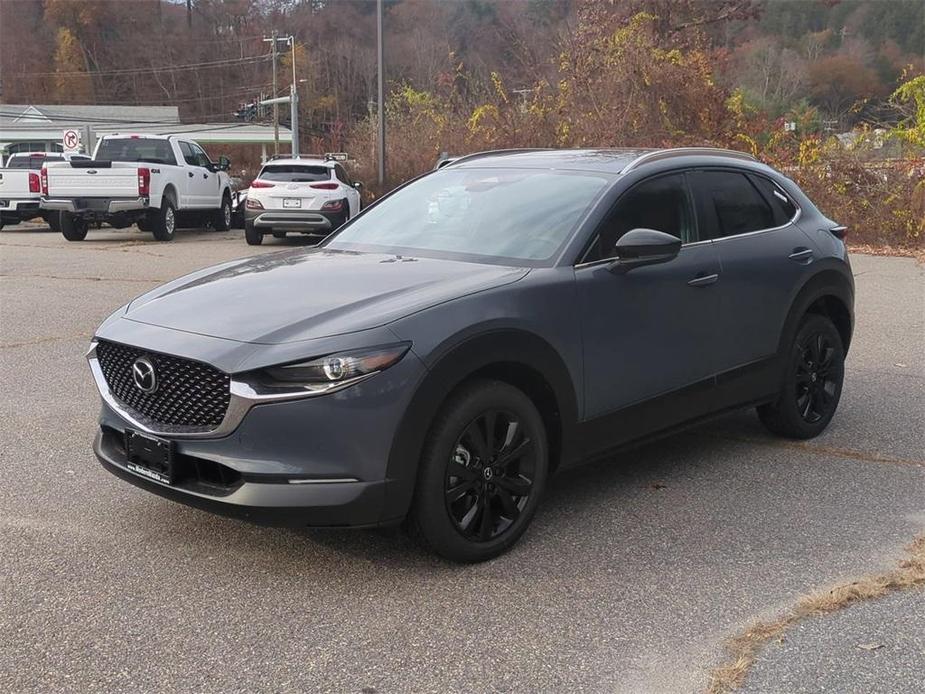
[96,340,231,430]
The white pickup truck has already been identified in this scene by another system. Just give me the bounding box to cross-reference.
[0,152,90,230]
[41,135,234,241]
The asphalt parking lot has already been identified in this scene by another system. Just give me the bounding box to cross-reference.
[1,223,923,693]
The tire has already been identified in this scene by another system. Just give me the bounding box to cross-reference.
[757,314,845,439]
[45,212,62,233]
[409,379,549,562]
[151,198,176,242]
[60,213,89,241]
[213,194,232,231]
[244,220,263,245]
[272,230,287,239]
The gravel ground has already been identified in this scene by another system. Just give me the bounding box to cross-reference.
[1,224,922,693]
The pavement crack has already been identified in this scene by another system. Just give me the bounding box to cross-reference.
[0,334,89,349]
[707,534,925,693]
[0,273,164,284]
[702,432,925,467]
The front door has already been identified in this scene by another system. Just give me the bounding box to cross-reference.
[576,172,721,428]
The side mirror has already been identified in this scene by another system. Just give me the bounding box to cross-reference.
[609,228,681,272]
[218,155,231,171]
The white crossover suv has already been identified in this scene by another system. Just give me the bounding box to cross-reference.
[244,156,362,245]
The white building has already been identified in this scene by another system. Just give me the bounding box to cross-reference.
[0,104,291,163]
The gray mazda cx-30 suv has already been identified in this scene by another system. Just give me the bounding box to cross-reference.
[89,148,853,562]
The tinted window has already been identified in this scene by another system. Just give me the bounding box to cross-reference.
[696,171,775,238]
[326,167,610,265]
[95,138,177,165]
[749,174,797,226]
[584,173,695,263]
[7,155,63,169]
[189,142,211,168]
[259,165,330,182]
[334,164,352,185]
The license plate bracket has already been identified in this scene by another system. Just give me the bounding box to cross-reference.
[124,430,174,485]
[282,198,301,208]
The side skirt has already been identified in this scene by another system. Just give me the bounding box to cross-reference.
[569,356,779,466]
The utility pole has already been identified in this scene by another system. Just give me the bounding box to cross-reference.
[376,0,385,186]
[289,36,299,155]
[264,31,280,156]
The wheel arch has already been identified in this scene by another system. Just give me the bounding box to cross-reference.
[780,267,854,356]
[382,329,579,521]
[161,183,178,208]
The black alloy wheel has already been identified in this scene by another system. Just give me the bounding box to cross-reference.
[794,330,839,424]
[445,409,536,542]
[410,380,548,562]
[758,313,844,439]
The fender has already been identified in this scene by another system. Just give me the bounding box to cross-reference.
[381,329,579,521]
[777,263,854,357]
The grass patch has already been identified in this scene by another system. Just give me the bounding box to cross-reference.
[708,535,925,693]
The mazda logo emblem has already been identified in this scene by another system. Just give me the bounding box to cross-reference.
[132,356,158,394]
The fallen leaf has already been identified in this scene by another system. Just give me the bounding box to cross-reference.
[857,643,884,651]
[651,482,667,490]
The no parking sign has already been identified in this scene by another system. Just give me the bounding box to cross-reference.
[62,129,81,153]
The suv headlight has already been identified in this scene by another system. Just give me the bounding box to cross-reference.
[234,343,411,400]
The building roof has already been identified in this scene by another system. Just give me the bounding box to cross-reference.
[0,103,291,147]
[1,104,180,125]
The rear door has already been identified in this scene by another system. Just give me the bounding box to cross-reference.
[688,168,815,374]
[575,172,721,425]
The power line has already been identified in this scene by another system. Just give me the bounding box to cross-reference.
[13,54,271,78]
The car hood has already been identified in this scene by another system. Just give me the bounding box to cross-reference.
[124,248,528,344]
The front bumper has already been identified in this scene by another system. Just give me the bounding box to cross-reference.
[94,428,393,527]
[245,207,345,232]
[41,196,149,214]
[87,330,426,528]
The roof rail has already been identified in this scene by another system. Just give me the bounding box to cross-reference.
[446,148,552,167]
[621,147,758,172]
[266,153,334,162]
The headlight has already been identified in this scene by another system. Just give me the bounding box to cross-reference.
[237,343,411,399]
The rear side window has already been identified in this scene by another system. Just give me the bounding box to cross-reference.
[694,171,775,238]
[7,155,62,169]
[259,165,331,182]
[96,138,177,166]
[749,174,797,226]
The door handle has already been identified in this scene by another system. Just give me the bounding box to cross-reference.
[203,173,209,179]
[788,247,814,262]
[188,172,194,178]
[688,272,719,287]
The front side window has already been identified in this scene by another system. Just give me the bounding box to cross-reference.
[189,142,212,168]
[695,170,775,238]
[326,167,611,266]
[259,165,330,182]
[582,173,696,263]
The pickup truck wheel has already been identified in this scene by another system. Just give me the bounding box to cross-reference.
[151,199,176,242]
[244,220,263,245]
[60,213,89,241]
[213,195,232,231]
[45,212,62,234]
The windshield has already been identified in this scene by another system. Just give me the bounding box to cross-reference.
[325,167,610,265]
[259,165,331,182]
[95,138,177,165]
